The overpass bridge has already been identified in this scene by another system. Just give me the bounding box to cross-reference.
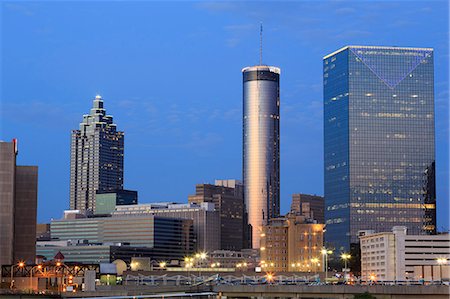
[213,284,450,299]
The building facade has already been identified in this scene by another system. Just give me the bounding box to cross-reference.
[242,65,281,248]
[360,226,450,281]
[95,189,138,215]
[188,182,245,250]
[0,140,38,265]
[291,194,325,224]
[260,214,324,272]
[113,202,220,252]
[70,95,124,213]
[323,46,436,252]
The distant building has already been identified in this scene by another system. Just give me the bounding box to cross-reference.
[324,46,437,252]
[36,223,51,241]
[260,214,324,272]
[95,189,138,215]
[48,214,194,263]
[243,65,281,248]
[208,249,259,269]
[291,194,324,223]
[359,226,450,281]
[37,242,189,264]
[188,181,245,250]
[0,140,38,265]
[70,95,124,213]
[113,202,220,252]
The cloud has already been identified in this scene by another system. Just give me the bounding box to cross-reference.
[223,23,256,48]
[4,2,35,16]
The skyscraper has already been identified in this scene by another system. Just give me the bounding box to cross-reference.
[0,140,38,265]
[242,65,281,248]
[188,181,245,250]
[70,95,124,212]
[323,46,436,252]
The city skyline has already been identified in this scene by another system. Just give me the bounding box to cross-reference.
[1,1,448,230]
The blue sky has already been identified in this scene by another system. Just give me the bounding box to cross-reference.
[1,1,449,230]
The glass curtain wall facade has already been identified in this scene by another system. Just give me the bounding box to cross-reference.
[70,95,124,213]
[323,46,436,252]
[242,65,281,248]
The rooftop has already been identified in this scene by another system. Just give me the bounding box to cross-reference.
[323,45,434,60]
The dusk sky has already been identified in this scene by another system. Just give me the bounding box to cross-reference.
[1,1,449,229]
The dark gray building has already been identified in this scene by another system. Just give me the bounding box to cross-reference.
[323,46,436,252]
[242,65,281,248]
[188,180,245,250]
[0,140,38,265]
[70,95,124,213]
[291,194,325,223]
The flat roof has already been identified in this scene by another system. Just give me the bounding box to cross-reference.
[242,65,281,74]
[323,45,434,60]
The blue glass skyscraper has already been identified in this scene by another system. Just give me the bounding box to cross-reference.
[323,46,436,252]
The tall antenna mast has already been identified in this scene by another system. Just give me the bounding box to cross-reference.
[259,22,263,65]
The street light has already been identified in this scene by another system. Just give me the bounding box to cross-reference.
[30,265,43,291]
[341,253,351,283]
[10,262,25,290]
[159,261,167,270]
[265,272,274,284]
[321,248,333,283]
[437,258,447,282]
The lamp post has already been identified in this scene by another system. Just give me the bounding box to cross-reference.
[321,248,332,283]
[437,258,447,282]
[341,253,351,283]
[10,262,25,290]
[30,265,43,292]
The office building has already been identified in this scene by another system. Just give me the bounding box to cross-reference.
[260,214,324,272]
[48,214,194,262]
[51,214,193,249]
[242,65,281,248]
[70,95,124,213]
[323,46,436,252]
[37,242,192,264]
[0,140,38,265]
[95,189,138,215]
[291,194,325,223]
[359,226,450,281]
[113,202,220,252]
[188,181,245,250]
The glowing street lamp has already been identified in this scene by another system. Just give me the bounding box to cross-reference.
[159,261,167,270]
[341,253,351,283]
[265,272,275,284]
[30,264,43,291]
[321,248,333,282]
[10,262,25,290]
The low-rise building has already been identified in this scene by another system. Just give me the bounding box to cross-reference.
[260,214,324,272]
[360,226,450,281]
[48,214,194,263]
[208,249,259,269]
[113,202,220,252]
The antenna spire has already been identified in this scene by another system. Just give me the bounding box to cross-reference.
[259,22,263,65]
